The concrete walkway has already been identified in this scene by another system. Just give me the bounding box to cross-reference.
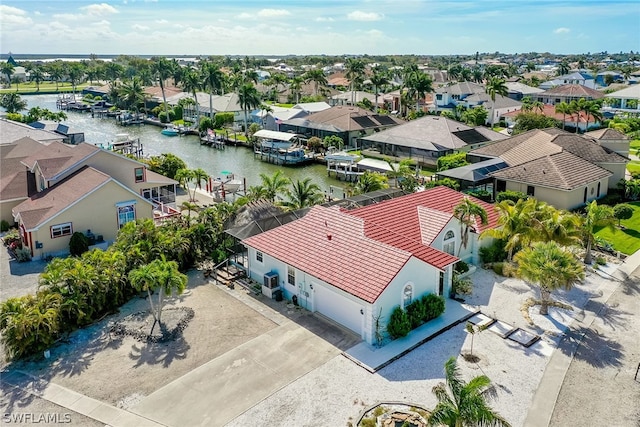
[2,370,164,427]
[344,299,478,372]
[128,320,343,427]
[523,250,640,427]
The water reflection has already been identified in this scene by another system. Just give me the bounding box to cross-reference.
[24,94,343,192]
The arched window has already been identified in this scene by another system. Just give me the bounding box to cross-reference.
[443,230,455,255]
[402,283,413,308]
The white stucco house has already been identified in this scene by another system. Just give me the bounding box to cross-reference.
[241,187,499,345]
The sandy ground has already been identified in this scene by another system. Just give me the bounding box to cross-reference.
[0,245,46,302]
[2,270,277,409]
[550,267,640,427]
[227,264,622,427]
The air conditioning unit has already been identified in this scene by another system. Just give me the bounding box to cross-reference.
[264,272,279,289]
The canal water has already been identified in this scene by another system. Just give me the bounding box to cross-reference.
[24,94,343,193]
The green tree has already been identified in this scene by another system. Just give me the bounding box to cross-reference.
[461,106,488,126]
[1,62,15,88]
[513,112,559,134]
[146,153,187,180]
[515,241,584,315]
[453,197,488,257]
[117,77,146,112]
[281,178,324,211]
[485,77,508,127]
[201,61,225,120]
[428,357,511,427]
[303,68,327,96]
[47,61,65,91]
[128,257,187,330]
[29,66,45,92]
[369,67,389,113]
[0,93,27,113]
[406,72,433,112]
[481,199,534,261]
[182,69,202,126]
[582,100,603,131]
[555,102,572,131]
[151,57,175,124]
[613,203,633,226]
[353,171,388,195]
[345,58,366,104]
[238,82,261,135]
[437,152,469,172]
[258,170,289,202]
[557,60,570,76]
[581,201,616,264]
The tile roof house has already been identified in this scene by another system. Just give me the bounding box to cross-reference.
[467,128,628,210]
[359,115,507,167]
[434,82,522,124]
[242,186,497,344]
[539,72,596,90]
[279,106,404,148]
[534,84,604,105]
[603,85,640,114]
[501,104,602,132]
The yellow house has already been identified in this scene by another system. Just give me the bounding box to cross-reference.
[12,166,154,260]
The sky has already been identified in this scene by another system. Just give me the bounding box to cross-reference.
[1,0,639,57]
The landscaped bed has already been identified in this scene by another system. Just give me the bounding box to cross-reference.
[595,201,640,255]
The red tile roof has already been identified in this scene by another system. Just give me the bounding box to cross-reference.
[244,206,414,303]
[346,186,499,239]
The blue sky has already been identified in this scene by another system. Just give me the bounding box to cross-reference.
[2,0,638,56]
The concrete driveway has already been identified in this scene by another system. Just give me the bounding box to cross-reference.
[129,317,359,426]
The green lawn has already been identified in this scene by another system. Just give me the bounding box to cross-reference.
[627,161,640,175]
[0,82,92,94]
[630,139,640,156]
[595,201,640,255]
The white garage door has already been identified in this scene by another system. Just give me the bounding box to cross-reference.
[314,284,362,335]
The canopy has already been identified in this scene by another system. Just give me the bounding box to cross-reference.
[253,129,302,142]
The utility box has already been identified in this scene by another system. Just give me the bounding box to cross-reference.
[262,272,280,299]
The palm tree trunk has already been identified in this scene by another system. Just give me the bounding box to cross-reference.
[584,238,593,264]
[539,287,551,315]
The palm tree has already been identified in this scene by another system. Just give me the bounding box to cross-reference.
[260,103,273,128]
[151,57,174,124]
[66,63,85,95]
[568,100,581,132]
[0,93,28,113]
[281,178,324,211]
[428,357,511,427]
[369,68,389,113]
[182,69,202,126]
[289,75,304,104]
[515,241,584,315]
[103,62,124,86]
[453,197,488,257]
[303,68,327,96]
[175,168,197,201]
[485,77,508,127]
[201,61,224,121]
[581,201,616,264]
[557,60,570,76]
[555,102,572,130]
[117,77,146,112]
[47,62,64,91]
[29,66,45,92]
[582,100,603,131]
[532,205,582,247]
[1,62,15,88]
[345,58,366,105]
[238,82,261,135]
[259,170,289,202]
[481,199,534,261]
[353,171,388,195]
[406,72,433,112]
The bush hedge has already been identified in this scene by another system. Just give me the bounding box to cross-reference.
[496,190,528,203]
[387,294,446,339]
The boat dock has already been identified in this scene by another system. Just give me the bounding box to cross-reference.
[96,134,144,158]
[201,132,226,149]
[325,152,364,182]
[56,95,91,113]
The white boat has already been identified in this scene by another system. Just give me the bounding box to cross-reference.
[161,126,179,137]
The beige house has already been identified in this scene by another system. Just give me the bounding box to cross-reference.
[585,128,630,158]
[467,128,628,210]
[12,167,154,259]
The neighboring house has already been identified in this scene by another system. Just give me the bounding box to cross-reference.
[595,71,624,87]
[28,120,85,145]
[291,102,331,114]
[330,91,379,107]
[584,128,630,158]
[242,186,498,345]
[434,82,522,124]
[12,166,154,260]
[465,128,628,210]
[250,106,308,131]
[505,81,544,101]
[603,85,640,113]
[358,115,507,167]
[279,106,404,148]
[0,118,64,144]
[501,104,602,132]
[539,72,596,90]
[534,84,604,106]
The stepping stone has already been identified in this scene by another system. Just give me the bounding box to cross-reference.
[487,320,517,338]
[467,313,496,328]
[507,328,541,347]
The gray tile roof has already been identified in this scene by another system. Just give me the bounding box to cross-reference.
[490,151,611,191]
[0,119,63,144]
[585,128,628,140]
[464,93,522,109]
[435,81,485,95]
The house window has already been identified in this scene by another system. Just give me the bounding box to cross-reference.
[439,271,445,296]
[117,204,136,228]
[256,251,263,263]
[496,180,506,192]
[597,182,601,197]
[583,187,588,203]
[402,283,413,308]
[134,167,145,183]
[443,230,455,255]
[287,266,295,286]
[527,185,535,196]
[50,223,72,238]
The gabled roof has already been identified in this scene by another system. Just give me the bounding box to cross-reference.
[12,166,111,230]
[436,81,485,95]
[417,206,453,245]
[360,116,506,151]
[243,205,415,303]
[505,82,545,95]
[0,119,63,144]
[604,85,640,99]
[585,128,628,140]
[21,142,100,179]
[1,137,50,202]
[538,84,604,99]
[464,93,522,109]
[489,151,611,191]
[292,102,331,113]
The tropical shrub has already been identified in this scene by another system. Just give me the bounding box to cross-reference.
[406,299,427,329]
[0,220,10,232]
[324,135,344,150]
[437,152,468,172]
[492,262,504,275]
[423,178,460,190]
[306,136,324,153]
[422,294,445,320]
[479,239,508,263]
[451,275,472,297]
[613,203,633,226]
[14,247,32,262]
[496,190,528,203]
[69,231,89,257]
[198,117,214,133]
[213,112,234,128]
[465,189,492,202]
[454,260,469,275]
[386,306,411,339]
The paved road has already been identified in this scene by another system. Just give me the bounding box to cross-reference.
[549,264,640,427]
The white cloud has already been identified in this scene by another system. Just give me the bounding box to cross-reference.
[237,12,252,19]
[554,27,570,34]
[132,24,149,31]
[347,11,383,21]
[81,3,119,16]
[155,19,169,24]
[0,5,33,27]
[315,16,334,22]
[257,9,290,18]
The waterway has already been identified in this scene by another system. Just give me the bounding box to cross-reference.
[24,94,343,193]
